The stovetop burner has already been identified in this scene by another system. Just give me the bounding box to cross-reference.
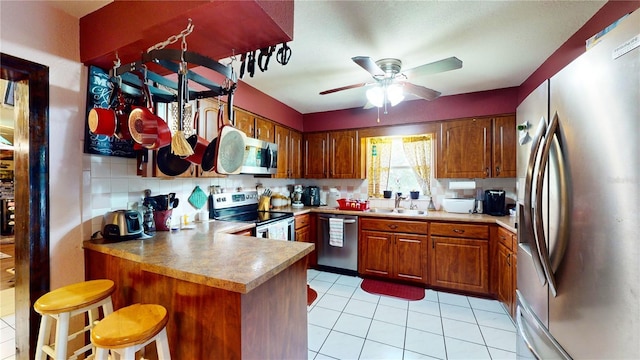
[208,191,293,226]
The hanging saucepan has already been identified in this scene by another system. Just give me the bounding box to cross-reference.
[214,125,246,175]
[200,136,218,172]
[144,117,172,150]
[185,134,209,165]
[156,145,191,177]
[87,81,122,137]
[128,73,162,147]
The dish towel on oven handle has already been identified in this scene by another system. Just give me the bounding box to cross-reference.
[267,221,288,241]
[329,217,344,247]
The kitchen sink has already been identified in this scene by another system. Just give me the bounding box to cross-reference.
[368,208,427,216]
[369,208,397,213]
[395,209,427,216]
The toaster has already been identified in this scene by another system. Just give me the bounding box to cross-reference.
[102,210,144,241]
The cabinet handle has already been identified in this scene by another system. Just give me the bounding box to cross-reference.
[485,167,490,177]
[432,238,435,249]
[453,229,465,234]
[507,253,511,266]
[388,224,398,230]
[496,166,501,176]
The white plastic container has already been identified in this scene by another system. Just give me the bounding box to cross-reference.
[442,198,476,213]
[327,188,340,208]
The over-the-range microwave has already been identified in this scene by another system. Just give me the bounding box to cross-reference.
[241,137,278,175]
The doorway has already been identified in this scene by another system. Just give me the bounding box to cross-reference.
[1,53,50,359]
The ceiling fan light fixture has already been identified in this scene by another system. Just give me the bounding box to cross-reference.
[387,84,404,106]
[366,86,384,108]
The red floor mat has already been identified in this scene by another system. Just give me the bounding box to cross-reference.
[307,285,318,306]
[361,278,425,301]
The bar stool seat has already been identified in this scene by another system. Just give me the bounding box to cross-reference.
[91,303,171,360]
[34,279,115,360]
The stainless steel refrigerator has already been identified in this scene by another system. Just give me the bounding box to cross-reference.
[515,9,639,359]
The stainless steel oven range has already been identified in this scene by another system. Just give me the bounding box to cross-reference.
[208,190,294,241]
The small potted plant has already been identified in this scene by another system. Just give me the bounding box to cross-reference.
[410,190,420,200]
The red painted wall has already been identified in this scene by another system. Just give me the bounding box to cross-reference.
[302,87,519,132]
[518,1,640,103]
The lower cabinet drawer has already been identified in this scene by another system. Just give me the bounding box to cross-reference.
[430,222,489,239]
[360,218,428,234]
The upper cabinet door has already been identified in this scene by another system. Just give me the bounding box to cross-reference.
[492,115,516,178]
[329,130,359,178]
[289,130,303,179]
[255,117,275,142]
[234,109,255,138]
[303,133,328,178]
[274,125,290,178]
[437,117,493,178]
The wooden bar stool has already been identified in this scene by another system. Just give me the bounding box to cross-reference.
[91,303,171,360]
[34,279,115,360]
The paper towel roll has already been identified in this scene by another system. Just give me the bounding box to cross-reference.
[449,181,476,190]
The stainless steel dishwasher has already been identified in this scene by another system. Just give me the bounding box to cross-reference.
[317,214,358,272]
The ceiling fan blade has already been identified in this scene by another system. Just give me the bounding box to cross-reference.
[319,82,372,95]
[352,56,385,77]
[403,82,441,101]
[403,57,463,77]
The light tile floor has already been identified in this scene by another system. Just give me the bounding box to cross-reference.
[0,270,517,360]
[0,313,15,360]
[307,269,517,360]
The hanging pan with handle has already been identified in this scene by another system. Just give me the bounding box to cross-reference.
[201,102,246,174]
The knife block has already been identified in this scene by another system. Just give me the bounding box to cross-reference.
[258,196,271,211]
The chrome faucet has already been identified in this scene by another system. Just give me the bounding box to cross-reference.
[395,193,407,209]
[410,200,418,210]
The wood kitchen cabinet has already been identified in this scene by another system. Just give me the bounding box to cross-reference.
[232,108,275,142]
[295,213,315,267]
[233,108,255,138]
[494,226,517,317]
[429,222,489,294]
[303,130,363,179]
[359,218,428,284]
[492,115,517,178]
[436,115,515,178]
[255,116,275,142]
[274,125,303,179]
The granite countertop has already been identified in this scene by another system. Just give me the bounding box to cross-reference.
[83,220,314,294]
[276,205,517,233]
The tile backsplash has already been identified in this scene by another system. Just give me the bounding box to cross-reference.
[85,154,516,235]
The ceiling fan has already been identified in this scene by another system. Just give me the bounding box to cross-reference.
[320,56,463,111]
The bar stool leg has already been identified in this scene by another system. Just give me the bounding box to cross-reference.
[156,328,171,359]
[54,312,70,359]
[35,315,52,360]
[94,347,110,360]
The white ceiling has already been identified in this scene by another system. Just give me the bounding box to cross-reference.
[50,1,606,114]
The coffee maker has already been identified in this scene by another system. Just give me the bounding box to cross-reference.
[484,190,507,216]
[303,186,321,206]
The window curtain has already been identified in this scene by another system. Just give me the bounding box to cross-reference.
[402,135,432,195]
[367,138,393,197]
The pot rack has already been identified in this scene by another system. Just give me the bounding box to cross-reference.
[112,48,236,104]
[108,19,238,127]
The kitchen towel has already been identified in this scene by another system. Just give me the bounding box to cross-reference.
[267,221,288,241]
[328,217,344,247]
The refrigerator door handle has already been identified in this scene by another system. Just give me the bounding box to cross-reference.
[523,117,548,285]
[534,112,561,297]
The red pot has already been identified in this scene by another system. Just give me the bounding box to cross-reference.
[87,107,118,136]
[185,135,209,165]
[128,107,159,146]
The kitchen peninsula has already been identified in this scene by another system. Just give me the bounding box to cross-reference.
[83,220,313,359]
